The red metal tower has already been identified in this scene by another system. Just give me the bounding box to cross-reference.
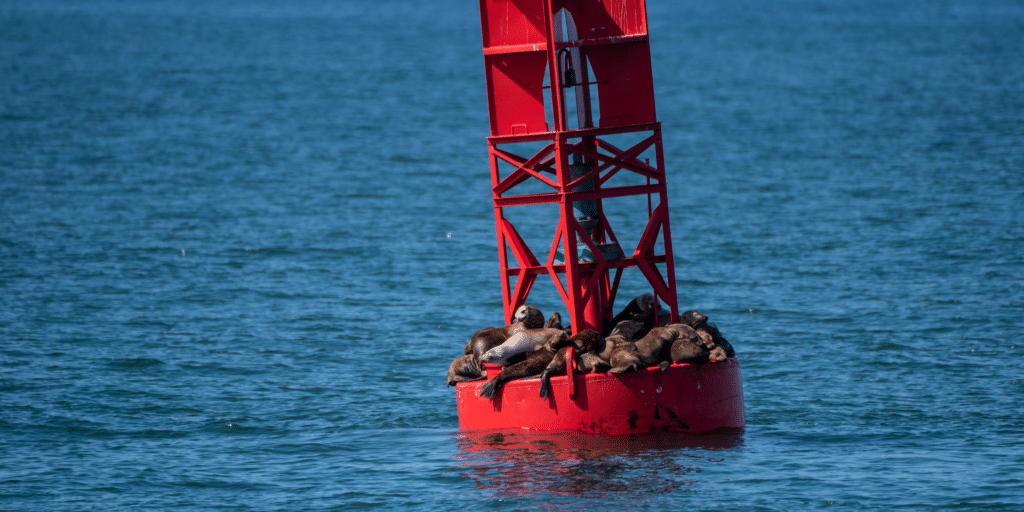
[456,0,745,435]
[480,0,679,332]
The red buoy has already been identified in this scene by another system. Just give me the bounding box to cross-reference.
[457,0,745,435]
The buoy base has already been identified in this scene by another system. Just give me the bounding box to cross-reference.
[456,358,744,436]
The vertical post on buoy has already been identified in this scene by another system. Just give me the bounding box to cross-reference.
[478,0,680,335]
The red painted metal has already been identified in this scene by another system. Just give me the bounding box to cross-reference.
[457,360,745,435]
[479,0,680,328]
[459,0,745,435]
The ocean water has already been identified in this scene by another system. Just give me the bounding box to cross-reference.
[2,0,1023,509]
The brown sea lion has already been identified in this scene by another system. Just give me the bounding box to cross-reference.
[604,293,655,335]
[630,304,660,339]
[680,309,735,357]
[479,328,570,366]
[632,324,695,369]
[512,304,545,329]
[480,331,581,399]
[446,354,485,386]
[669,337,709,365]
[537,349,613,399]
[608,342,641,374]
[607,323,700,373]
[536,330,606,399]
[598,320,644,363]
[545,311,563,330]
[480,346,556,399]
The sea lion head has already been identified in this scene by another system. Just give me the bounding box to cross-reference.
[545,330,573,351]
[568,330,604,353]
[680,310,708,328]
[635,293,655,312]
[512,305,544,329]
[478,345,509,365]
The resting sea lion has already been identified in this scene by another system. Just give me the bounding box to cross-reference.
[604,293,655,335]
[533,330,605,399]
[608,342,641,374]
[537,348,611,399]
[608,323,703,373]
[631,324,694,369]
[680,309,735,357]
[545,311,563,330]
[480,331,582,399]
[462,305,546,363]
[512,304,545,329]
[479,328,570,366]
[598,320,644,363]
[480,346,555,399]
[446,354,485,386]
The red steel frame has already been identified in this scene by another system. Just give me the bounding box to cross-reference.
[458,0,745,436]
[480,0,680,333]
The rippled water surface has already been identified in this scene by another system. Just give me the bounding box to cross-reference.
[2,0,1023,509]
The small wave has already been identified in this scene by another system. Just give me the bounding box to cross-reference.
[105,357,166,370]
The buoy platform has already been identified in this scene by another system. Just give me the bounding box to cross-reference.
[457,358,744,436]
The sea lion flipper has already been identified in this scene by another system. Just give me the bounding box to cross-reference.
[479,379,499,399]
[538,371,552,399]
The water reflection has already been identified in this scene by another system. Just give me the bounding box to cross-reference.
[454,428,743,503]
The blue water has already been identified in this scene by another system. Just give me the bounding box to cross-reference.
[2,0,1023,509]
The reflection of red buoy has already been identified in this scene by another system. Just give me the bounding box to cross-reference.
[458,0,744,435]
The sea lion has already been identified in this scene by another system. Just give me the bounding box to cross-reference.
[672,340,727,364]
[479,328,570,366]
[545,311,564,330]
[669,336,708,365]
[598,320,644,363]
[631,324,693,369]
[604,293,655,335]
[630,304,660,339]
[608,342,641,374]
[446,354,485,386]
[607,323,701,373]
[668,323,715,364]
[534,330,606,399]
[462,305,547,363]
[512,304,545,329]
[480,331,582,399]
[537,348,612,399]
[680,310,735,357]
[480,346,556,399]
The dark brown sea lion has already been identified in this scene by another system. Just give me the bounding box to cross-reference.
[537,348,613,399]
[669,336,708,365]
[479,346,556,399]
[604,293,655,335]
[668,322,714,364]
[480,331,582,399]
[632,324,694,369]
[545,311,563,330]
[598,320,644,363]
[630,304,660,339]
[479,328,570,366]
[680,309,735,357]
[608,342,641,374]
[607,323,702,373]
[446,354,485,386]
[534,330,606,399]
